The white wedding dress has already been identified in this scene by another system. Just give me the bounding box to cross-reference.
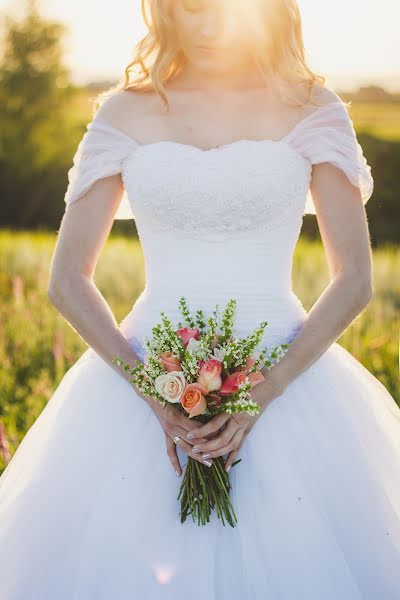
[1,97,400,600]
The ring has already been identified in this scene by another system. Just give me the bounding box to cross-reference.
[173,435,180,444]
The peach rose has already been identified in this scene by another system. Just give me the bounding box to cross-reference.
[176,327,200,347]
[159,350,182,372]
[197,358,223,392]
[180,382,208,418]
[154,371,186,404]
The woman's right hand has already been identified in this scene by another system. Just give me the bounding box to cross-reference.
[151,400,216,476]
[132,381,220,475]
[134,382,219,475]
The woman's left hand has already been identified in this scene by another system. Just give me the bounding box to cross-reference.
[185,374,285,471]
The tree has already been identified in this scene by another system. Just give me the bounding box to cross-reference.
[0,0,74,227]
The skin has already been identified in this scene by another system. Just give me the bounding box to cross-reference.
[48,0,373,477]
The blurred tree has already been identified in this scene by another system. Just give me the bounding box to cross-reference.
[0,0,75,227]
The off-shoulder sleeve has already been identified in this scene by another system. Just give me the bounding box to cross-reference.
[286,101,374,215]
[64,116,139,219]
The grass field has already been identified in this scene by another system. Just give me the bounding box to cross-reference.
[0,229,398,473]
[348,101,400,141]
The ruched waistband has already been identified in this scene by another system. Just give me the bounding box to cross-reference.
[119,290,308,363]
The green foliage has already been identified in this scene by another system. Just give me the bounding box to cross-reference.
[349,101,400,142]
[0,0,78,228]
[0,230,398,474]
[0,229,145,473]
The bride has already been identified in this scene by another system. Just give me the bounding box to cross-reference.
[1,0,400,598]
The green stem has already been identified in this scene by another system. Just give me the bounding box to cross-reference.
[193,460,209,524]
[213,459,238,524]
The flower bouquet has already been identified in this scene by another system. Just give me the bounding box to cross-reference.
[113,297,289,527]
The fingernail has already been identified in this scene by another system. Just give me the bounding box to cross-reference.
[175,470,181,477]
[192,447,200,453]
[202,453,211,459]
[203,459,213,467]
[187,432,194,439]
[226,465,231,473]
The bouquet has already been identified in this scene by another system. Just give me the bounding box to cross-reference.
[113,297,289,527]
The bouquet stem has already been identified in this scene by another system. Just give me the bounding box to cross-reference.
[177,455,241,527]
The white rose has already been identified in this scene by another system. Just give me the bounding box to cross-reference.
[186,337,201,354]
[154,370,186,403]
[212,347,225,362]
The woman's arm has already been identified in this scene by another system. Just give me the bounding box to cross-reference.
[49,169,215,470]
[263,161,373,398]
[48,173,144,389]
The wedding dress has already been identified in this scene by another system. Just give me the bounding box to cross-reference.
[1,96,400,600]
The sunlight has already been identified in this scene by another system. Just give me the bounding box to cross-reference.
[1,0,398,90]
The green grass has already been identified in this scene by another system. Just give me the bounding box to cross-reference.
[349,101,400,141]
[0,229,399,473]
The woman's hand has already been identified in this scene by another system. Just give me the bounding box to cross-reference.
[183,375,284,472]
[145,396,219,476]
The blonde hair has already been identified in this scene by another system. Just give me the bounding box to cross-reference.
[95,0,336,112]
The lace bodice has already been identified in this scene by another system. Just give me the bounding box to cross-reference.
[63,98,374,348]
[64,99,373,230]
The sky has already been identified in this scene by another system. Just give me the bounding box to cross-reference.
[2,0,400,91]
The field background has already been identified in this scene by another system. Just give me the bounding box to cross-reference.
[349,101,400,140]
[0,224,399,474]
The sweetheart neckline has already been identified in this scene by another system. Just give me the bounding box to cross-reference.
[129,136,299,155]
[122,136,313,176]
[120,136,314,182]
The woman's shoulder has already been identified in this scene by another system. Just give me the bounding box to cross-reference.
[284,81,344,112]
[306,82,346,109]
[93,89,144,126]
[63,89,144,216]
[287,83,352,139]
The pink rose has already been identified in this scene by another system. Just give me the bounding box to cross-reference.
[238,355,265,388]
[176,327,200,347]
[247,371,265,388]
[197,358,223,392]
[234,355,256,374]
[220,369,265,396]
[220,371,247,396]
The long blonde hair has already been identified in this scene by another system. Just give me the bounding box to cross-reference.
[95,0,332,112]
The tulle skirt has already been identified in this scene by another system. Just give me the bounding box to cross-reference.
[0,335,400,599]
